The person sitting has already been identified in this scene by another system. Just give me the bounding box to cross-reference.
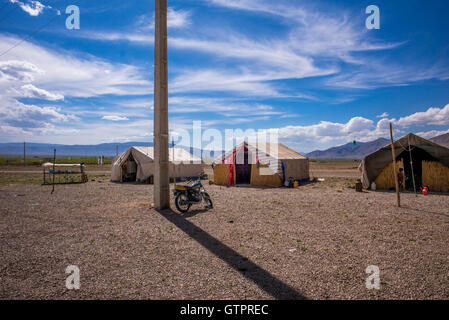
[397,168,406,189]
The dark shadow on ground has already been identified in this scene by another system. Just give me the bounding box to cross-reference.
[156,208,307,300]
[179,207,210,218]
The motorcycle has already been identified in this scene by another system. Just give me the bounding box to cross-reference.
[173,176,213,213]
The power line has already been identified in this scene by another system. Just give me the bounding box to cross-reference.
[0,0,85,58]
[0,13,61,58]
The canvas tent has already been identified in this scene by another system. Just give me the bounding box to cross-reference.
[359,133,449,192]
[111,146,202,183]
[213,142,309,187]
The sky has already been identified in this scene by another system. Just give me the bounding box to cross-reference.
[0,0,448,152]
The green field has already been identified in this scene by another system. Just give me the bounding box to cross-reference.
[0,172,110,186]
[0,155,114,166]
[0,172,43,185]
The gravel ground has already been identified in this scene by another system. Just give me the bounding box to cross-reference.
[309,161,361,178]
[0,177,448,300]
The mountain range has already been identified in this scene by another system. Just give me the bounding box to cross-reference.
[306,132,449,159]
[429,133,449,148]
[1,132,447,160]
[0,142,153,157]
[305,138,390,160]
[0,142,223,159]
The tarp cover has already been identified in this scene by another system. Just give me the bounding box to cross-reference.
[359,133,449,189]
[111,146,202,182]
[43,163,84,167]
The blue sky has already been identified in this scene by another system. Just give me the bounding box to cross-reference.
[0,0,448,152]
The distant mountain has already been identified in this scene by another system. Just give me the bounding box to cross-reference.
[306,138,390,160]
[3,132,445,160]
[0,142,153,157]
[430,133,449,148]
[0,141,224,159]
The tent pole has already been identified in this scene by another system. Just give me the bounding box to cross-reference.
[389,123,400,207]
[51,148,56,194]
[408,135,417,196]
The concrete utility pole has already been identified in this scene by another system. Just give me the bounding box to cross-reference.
[154,0,170,209]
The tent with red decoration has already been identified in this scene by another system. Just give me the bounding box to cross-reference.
[212,142,309,187]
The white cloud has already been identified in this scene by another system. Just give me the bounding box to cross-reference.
[343,117,374,134]
[0,124,30,135]
[0,61,75,135]
[0,35,152,98]
[59,0,448,96]
[0,60,43,82]
[377,112,389,118]
[206,0,306,20]
[205,0,448,89]
[1,100,77,128]
[68,31,332,97]
[2,1,447,146]
[396,104,449,127]
[19,84,64,100]
[260,103,449,152]
[167,7,192,28]
[167,36,338,97]
[326,61,449,89]
[0,35,151,139]
[9,0,47,16]
[76,7,193,44]
[170,69,281,96]
[78,31,154,44]
[168,96,288,118]
[268,117,375,142]
[415,129,449,139]
[169,36,333,79]
[135,7,192,31]
[102,115,129,121]
[65,0,431,96]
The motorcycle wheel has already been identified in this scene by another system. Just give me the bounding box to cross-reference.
[203,192,213,209]
[175,193,191,213]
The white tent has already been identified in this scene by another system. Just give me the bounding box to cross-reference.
[110,146,203,182]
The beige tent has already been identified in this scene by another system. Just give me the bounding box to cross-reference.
[213,142,309,187]
[359,133,449,192]
[110,146,203,182]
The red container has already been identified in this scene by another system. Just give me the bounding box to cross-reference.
[421,187,428,196]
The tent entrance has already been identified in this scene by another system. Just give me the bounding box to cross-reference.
[122,154,137,182]
[235,146,251,184]
[397,147,436,190]
[236,164,251,184]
